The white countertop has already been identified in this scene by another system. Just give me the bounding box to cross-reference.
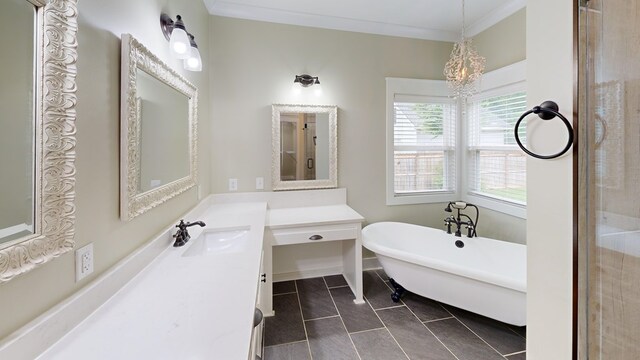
[267,204,364,229]
[38,202,267,360]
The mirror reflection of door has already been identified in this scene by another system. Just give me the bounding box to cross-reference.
[279,112,330,181]
[0,0,36,244]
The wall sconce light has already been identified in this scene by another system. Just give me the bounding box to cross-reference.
[292,74,322,96]
[160,14,191,59]
[161,14,202,72]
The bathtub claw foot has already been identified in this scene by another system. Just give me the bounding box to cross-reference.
[389,278,406,302]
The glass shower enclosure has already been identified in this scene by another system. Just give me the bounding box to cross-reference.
[579,0,640,358]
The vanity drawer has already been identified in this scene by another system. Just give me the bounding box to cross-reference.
[271,224,359,246]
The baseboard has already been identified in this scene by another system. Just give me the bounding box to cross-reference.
[363,257,381,271]
[272,257,381,282]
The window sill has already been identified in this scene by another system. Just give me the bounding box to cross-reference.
[386,192,457,206]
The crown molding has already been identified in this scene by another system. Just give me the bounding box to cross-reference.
[205,1,460,42]
[466,0,526,37]
[204,0,526,42]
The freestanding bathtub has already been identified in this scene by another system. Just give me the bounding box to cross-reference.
[362,222,526,326]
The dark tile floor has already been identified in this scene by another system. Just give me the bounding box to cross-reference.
[264,270,526,360]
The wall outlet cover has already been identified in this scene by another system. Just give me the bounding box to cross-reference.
[75,243,94,282]
[256,177,264,190]
[229,178,238,191]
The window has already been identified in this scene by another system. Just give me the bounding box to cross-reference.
[386,79,457,205]
[386,62,526,215]
[467,91,527,204]
[464,61,527,217]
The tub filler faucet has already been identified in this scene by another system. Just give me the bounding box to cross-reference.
[444,201,479,238]
[173,219,206,247]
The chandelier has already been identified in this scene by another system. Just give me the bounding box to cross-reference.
[444,0,485,99]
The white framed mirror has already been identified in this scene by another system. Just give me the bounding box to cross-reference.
[0,0,78,283]
[271,104,337,191]
[120,34,198,221]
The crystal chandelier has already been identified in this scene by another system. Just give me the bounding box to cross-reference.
[444,0,486,99]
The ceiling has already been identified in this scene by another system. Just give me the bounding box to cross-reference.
[203,0,526,42]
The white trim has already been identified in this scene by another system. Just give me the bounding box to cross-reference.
[386,78,459,206]
[475,60,527,93]
[205,1,525,42]
[467,0,527,37]
[205,1,460,42]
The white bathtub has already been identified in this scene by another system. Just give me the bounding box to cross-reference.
[362,222,527,326]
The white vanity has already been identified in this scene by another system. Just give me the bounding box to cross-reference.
[8,189,364,359]
[263,204,365,315]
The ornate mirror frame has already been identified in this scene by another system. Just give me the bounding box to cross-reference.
[120,34,198,221]
[0,0,78,283]
[271,104,338,191]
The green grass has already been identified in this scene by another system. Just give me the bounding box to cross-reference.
[481,187,527,203]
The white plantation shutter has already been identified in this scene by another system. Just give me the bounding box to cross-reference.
[467,91,527,204]
[393,95,457,195]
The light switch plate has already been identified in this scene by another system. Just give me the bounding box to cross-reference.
[75,243,94,282]
[256,177,264,190]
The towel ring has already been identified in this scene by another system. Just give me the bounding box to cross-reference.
[514,100,574,160]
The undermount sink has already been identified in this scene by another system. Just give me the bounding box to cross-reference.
[182,227,250,257]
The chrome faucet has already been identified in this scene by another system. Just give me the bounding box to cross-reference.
[443,201,479,238]
[173,219,206,247]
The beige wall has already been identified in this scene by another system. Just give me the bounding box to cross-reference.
[0,0,211,340]
[473,8,527,72]
[209,16,527,247]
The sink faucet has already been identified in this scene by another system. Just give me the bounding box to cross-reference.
[443,201,479,238]
[173,219,206,247]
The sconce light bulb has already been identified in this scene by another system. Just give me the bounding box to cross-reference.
[314,83,323,96]
[184,47,202,72]
[169,26,191,59]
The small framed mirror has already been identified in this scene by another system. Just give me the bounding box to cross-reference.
[271,104,337,191]
[120,34,198,221]
[0,0,78,283]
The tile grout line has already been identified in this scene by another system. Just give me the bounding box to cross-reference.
[372,304,406,311]
[326,284,349,289]
[450,316,511,359]
[303,315,340,322]
[423,316,456,324]
[373,270,460,359]
[273,291,298,296]
[367,302,411,360]
[293,280,314,360]
[401,300,460,360]
[504,350,526,357]
[263,339,310,349]
[506,325,527,340]
[346,326,387,335]
[324,276,363,360]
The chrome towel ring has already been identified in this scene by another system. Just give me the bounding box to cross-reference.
[514,100,574,159]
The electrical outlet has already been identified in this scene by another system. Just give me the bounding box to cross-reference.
[75,243,94,282]
[256,177,264,190]
[229,178,238,191]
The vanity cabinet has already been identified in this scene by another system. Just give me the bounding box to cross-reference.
[262,205,365,316]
